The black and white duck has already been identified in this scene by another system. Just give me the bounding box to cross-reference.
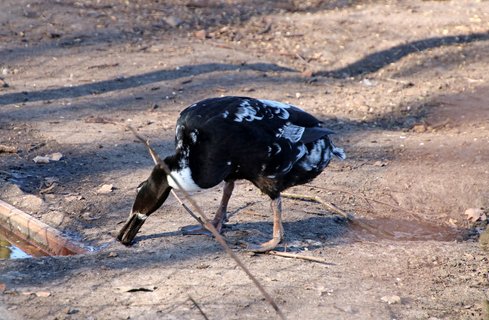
[117,96,345,252]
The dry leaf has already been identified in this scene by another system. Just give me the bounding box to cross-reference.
[115,286,157,293]
[0,144,17,153]
[464,208,486,222]
[49,152,63,161]
[33,153,63,164]
[22,291,51,297]
[97,184,113,194]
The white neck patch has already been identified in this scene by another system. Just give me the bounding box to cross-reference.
[167,167,202,191]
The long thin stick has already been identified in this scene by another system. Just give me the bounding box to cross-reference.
[127,125,286,320]
[304,184,427,222]
[188,295,210,320]
[267,251,335,265]
[281,192,394,238]
[282,193,352,220]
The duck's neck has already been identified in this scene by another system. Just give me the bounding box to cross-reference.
[164,153,202,191]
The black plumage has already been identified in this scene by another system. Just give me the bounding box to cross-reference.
[117,96,345,251]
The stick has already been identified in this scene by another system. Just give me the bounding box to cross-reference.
[282,193,351,220]
[267,251,335,265]
[188,295,209,320]
[127,126,287,320]
[0,144,17,153]
[281,192,394,238]
[304,184,427,222]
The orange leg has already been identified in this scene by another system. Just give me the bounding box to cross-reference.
[247,195,284,252]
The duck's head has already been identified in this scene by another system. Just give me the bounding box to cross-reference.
[117,131,172,245]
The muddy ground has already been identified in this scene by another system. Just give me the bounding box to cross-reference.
[1,0,489,319]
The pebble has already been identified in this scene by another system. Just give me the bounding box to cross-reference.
[162,16,182,28]
[97,184,114,194]
[65,307,79,315]
[412,124,427,133]
[194,30,207,40]
[381,295,401,304]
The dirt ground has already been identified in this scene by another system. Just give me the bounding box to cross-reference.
[1,0,489,319]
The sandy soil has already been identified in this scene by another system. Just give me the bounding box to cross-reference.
[1,1,489,319]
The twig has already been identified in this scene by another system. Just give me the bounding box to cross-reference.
[27,142,46,153]
[188,295,209,320]
[267,251,335,265]
[281,192,394,238]
[282,193,351,220]
[0,144,17,154]
[304,184,427,222]
[126,125,287,320]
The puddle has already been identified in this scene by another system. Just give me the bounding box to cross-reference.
[350,217,461,242]
[0,225,49,259]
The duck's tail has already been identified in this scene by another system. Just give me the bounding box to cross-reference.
[331,143,346,160]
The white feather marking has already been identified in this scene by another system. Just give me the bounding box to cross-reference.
[258,99,291,119]
[167,167,202,191]
[280,123,305,143]
[175,125,184,149]
[222,111,229,118]
[299,140,329,171]
[234,100,264,122]
[332,145,346,160]
[190,130,198,144]
[296,144,307,161]
[272,143,281,155]
[136,213,147,220]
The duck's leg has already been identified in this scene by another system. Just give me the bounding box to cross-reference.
[247,195,284,252]
[181,181,235,235]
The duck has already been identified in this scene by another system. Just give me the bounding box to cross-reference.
[117,96,345,252]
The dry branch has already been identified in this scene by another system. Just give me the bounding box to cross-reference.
[188,295,209,320]
[282,192,395,239]
[267,251,335,265]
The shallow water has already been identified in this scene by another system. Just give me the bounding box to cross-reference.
[0,233,31,259]
[350,217,461,242]
[0,225,49,259]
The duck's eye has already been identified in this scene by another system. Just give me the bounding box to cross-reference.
[136,181,146,193]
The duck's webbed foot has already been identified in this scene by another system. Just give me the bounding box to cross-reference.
[245,196,284,253]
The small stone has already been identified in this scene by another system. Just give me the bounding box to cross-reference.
[163,16,182,28]
[381,295,401,304]
[412,124,427,133]
[97,184,114,194]
[21,194,44,212]
[65,307,79,315]
[301,70,314,78]
[108,252,118,258]
[464,208,486,222]
[373,160,387,167]
[194,30,207,40]
[33,156,50,164]
[35,291,51,297]
[49,152,63,161]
